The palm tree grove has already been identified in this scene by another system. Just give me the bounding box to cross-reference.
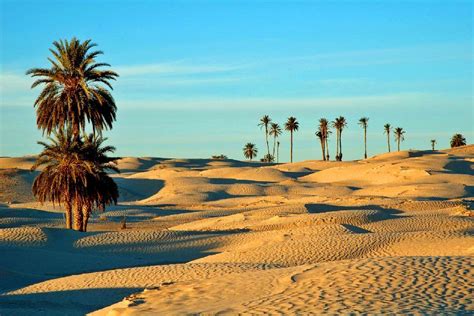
[27,38,119,232]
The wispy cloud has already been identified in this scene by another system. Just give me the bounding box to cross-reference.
[0,72,33,93]
[117,92,464,110]
[115,61,247,77]
[259,42,472,69]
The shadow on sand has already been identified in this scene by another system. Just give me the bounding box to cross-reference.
[0,287,144,315]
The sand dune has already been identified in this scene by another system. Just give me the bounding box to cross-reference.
[0,146,473,314]
[93,256,473,315]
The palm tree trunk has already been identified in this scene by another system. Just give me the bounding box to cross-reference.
[364,128,367,159]
[265,126,270,157]
[340,131,343,161]
[273,136,276,158]
[320,138,325,160]
[290,131,293,163]
[397,138,400,151]
[277,143,280,163]
[387,133,391,152]
[335,130,339,159]
[82,204,91,232]
[65,201,72,229]
[325,137,330,160]
[73,198,84,231]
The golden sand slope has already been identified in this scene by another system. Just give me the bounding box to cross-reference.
[0,146,472,315]
[93,256,472,315]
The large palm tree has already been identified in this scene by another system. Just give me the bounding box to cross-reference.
[431,139,436,151]
[450,134,466,148]
[285,117,299,163]
[384,123,391,152]
[31,129,94,230]
[332,116,347,161]
[315,130,325,160]
[269,122,282,159]
[258,115,272,157]
[394,127,405,151]
[358,117,369,159]
[243,143,258,161]
[319,118,330,161]
[26,38,118,138]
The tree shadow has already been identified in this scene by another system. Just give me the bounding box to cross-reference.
[0,287,144,315]
[115,178,165,202]
[304,203,402,216]
[443,158,474,175]
[208,178,269,185]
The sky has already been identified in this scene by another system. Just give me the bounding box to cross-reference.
[0,0,472,162]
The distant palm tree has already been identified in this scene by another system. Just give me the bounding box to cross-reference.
[319,118,330,161]
[31,129,93,230]
[243,143,258,161]
[358,117,369,159]
[277,141,280,163]
[258,115,272,157]
[332,116,347,161]
[26,38,118,138]
[285,117,299,163]
[269,122,282,158]
[384,124,391,152]
[394,127,405,151]
[315,130,325,160]
[450,134,467,148]
[430,139,436,151]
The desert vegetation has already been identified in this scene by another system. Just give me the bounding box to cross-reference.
[243,143,258,161]
[26,38,119,231]
[451,134,467,148]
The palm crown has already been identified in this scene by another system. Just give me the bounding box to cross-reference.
[269,123,282,138]
[243,143,258,160]
[358,117,369,128]
[285,117,299,132]
[394,127,405,141]
[26,38,118,137]
[450,134,466,148]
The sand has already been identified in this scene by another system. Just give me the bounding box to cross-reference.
[0,145,473,315]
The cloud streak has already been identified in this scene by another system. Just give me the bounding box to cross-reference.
[115,61,247,77]
[117,92,466,110]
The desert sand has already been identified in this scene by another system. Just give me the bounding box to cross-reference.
[0,146,473,315]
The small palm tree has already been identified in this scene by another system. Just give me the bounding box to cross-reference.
[430,139,436,151]
[285,117,299,163]
[394,127,405,151]
[81,134,119,231]
[332,116,347,161]
[319,118,330,161]
[26,38,118,138]
[384,124,391,152]
[243,143,258,161]
[269,122,282,158]
[450,134,467,148]
[358,117,369,159]
[258,115,272,157]
[32,130,119,231]
[315,130,325,160]
[31,129,94,230]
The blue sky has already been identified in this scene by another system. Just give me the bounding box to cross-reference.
[0,0,472,161]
